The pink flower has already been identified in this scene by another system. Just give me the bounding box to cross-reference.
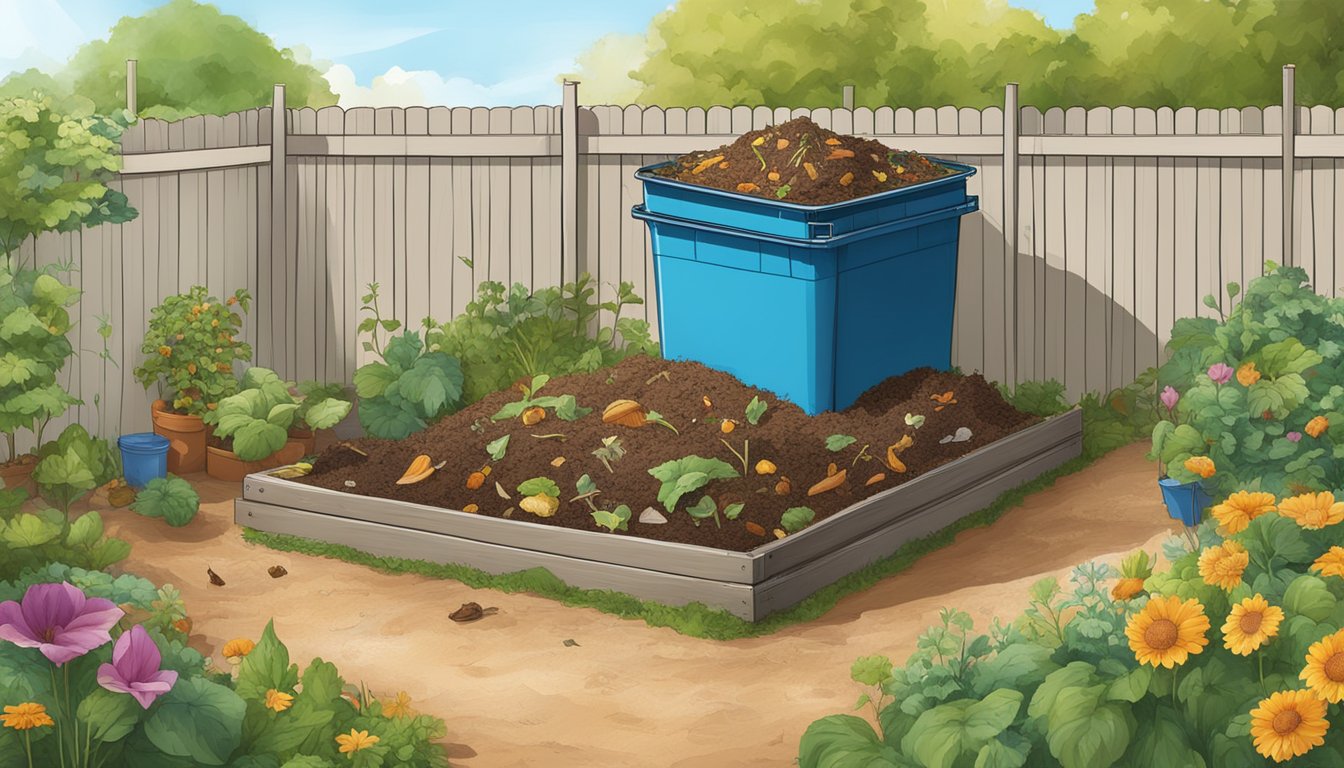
[0,583,123,666]
[97,625,178,709]
[1288,432,1303,443]
[1161,386,1180,413]
[1208,363,1234,386]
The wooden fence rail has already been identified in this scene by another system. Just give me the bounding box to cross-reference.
[15,65,1344,454]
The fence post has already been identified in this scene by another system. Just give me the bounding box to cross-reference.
[842,85,854,110]
[125,60,137,114]
[561,80,579,285]
[270,83,287,369]
[1281,65,1296,269]
[1003,82,1020,386]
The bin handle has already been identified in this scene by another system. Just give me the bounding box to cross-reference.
[808,221,835,240]
[632,196,980,248]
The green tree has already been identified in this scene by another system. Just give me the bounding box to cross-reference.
[0,95,136,265]
[1,0,337,119]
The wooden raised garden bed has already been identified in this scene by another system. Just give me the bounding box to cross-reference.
[234,408,1081,621]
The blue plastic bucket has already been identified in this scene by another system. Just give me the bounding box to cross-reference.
[632,159,978,415]
[1158,477,1212,527]
[118,433,170,489]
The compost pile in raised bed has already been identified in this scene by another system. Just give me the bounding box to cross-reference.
[290,356,1041,553]
[650,116,955,205]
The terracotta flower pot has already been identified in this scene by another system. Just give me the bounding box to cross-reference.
[288,426,317,455]
[206,439,307,483]
[0,453,38,496]
[151,399,207,474]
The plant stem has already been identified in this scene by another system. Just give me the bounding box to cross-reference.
[721,439,748,476]
[25,731,33,768]
[1172,666,1179,707]
[1258,652,1265,692]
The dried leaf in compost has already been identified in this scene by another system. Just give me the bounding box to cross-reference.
[824,138,842,146]
[495,481,511,500]
[776,138,790,150]
[826,462,838,477]
[774,477,792,495]
[828,149,856,160]
[736,182,760,193]
[808,470,847,496]
[397,455,436,485]
[691,155,724,174]
[462,503,479,513]
[839,172,854,186]
[803,162,818,180]
[745,521,767,537]
[866,473,887,486]
[550,456,566,467]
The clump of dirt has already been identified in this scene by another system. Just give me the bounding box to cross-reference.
[291,356,1041,553]
[650,116,956,206]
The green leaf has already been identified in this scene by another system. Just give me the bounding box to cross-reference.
[901,689,1023,768]
[575,473,597,495]
[971,643,1060,698]
[382,331,424,373]
[234,621,299,702]
[1256,338,1324,378]
[850,655,894,687]
[66,511,104,547]
[648,455,739,513]
[781,506,816,533]
[553,394,591,421]
[686,494,718,523]
[143,677,246,765]
[300,397,351,430]
[591,505,631,532]
[78,686,142,744]
[1044,685,1133,768]
[1284,574,1337,622]
[130,476,199,527]
[723,502,745,520]
[399,353,464,417]
[745,396,767,425]
[357,394,425,440]
[798,714,903,768]
[517,477,560,498]
[231,420,289,462]
[1027,662,1098,724]
[3,513,61,548]
[826,434,857,452]
[975,738,1029,768]
[352,363,397,398]
[1105,665,1152,703]
[265,402,300,428]
[486,434,510,461]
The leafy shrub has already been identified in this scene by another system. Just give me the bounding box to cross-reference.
[1150,262,1344,498]
[130,475,200,527]
[0,495,130,581]
[0,578,449,768]
[429,274,660,404]
[213,368,352,460]
[353,284,465,440]
[134,285,253,418]
[800,461,1344,764]
[999,368,1162,461]
[33,423,120,514]
[0,264,82,464]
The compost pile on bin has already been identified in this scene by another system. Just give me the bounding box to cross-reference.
[651,116,955,205]
[289,355,1041,553]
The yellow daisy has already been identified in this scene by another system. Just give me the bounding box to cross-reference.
[1311,547,1344,578]
[1302,629,1344,703]
[1222,594,1284,656]
[1198,540,1250,591]
[1,703,54,731]
[336,728,380,754]
[264,689,294,713]
[222,638,256,665]
[1211,491,1277,534]
[1250,689,1328,763]
[382,690,415,718]
[1278,492,1344,529]
[1125,595,1210,668]
[1111,577,1146,601]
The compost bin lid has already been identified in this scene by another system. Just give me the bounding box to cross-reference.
[117,433,170,451]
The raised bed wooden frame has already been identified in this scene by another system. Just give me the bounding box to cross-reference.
[234,408,1082,621]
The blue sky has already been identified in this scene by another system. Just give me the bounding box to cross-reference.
[1,0,1098,105]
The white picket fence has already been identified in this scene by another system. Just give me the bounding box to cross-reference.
[16,69,1344,452]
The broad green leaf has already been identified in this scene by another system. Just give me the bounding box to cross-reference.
[1105,665,1152,703]
[723,502,745,520]
[971,643,1060,698]
[231,420,289,462]
[66,511,104,547]
[686,494,717,521]
[826,434,857,451]
[975,738,1029,768]
[486,434,510,460]
[78,686,142,743]
[1284,574,1337,622]
[798,714,904,768]
[745,396,767,425]
[517,477,560,498]
[143,677,246,765]
[265,402,299,429]
[1256,338,1324,378]
[399,353,463,417]
[3,513,61,548]
[300,397,351,430]
[382,331,424,373]
[850,655,894,687]
[1044,685,1133,768]
[575,473,596,495]
[234,621,299,702]
[352,363,397,398]
[781,506,817,533]
[902,689,1023,768]
[1027,662,1097,723]
[357,393,424,440]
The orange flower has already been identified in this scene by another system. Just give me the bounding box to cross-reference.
[158,345,172,357]
[1184,456,1216,479]
[1306,416,1330,438]
[1112,577,1146,601]
[1237,362,1262,387]
[1278,492,1344,529]
[1198,540,1250,590]
[336,729,380,754]
[1212,491,1277,534]
[222,638,255,664]
[1312,547,1344,578]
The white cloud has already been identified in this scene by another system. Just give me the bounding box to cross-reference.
[323,62,574,108]
[0,0,85,76]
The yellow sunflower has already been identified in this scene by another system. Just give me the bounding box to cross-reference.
[1,702,54,731]
[1278,492,1344,530]
[1250,689,1329,763]
[1112,577,1146,601]
[1126,595,1210,668]
[1222,594,1284,656]
[1198,540,1250,591]
[1211,491,1277,534]
[1311,547,1344,578]
[1302,629,1344,703]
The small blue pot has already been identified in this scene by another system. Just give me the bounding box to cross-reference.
[1159,477,1212,527]
[118,433,170,489]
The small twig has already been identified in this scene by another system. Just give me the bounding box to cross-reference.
[721,438,749,476]
[530,433,568,441]
[851,444,871,467]
[644,370,671,385]
[568,490,602,504]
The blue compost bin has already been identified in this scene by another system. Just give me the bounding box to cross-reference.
[118,433,170,489]
[632,158,978,415]
[1159,477,1212,527]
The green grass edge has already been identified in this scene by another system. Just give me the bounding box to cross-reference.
[241,441,1117,642]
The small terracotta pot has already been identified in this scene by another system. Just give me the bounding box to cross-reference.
[151,399,207,474]
[206,440,306,483]
[0,454,38,496]
[288,426,317,455]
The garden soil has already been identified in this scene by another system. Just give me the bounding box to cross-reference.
[293,355,1039,552]
[96,443,1172,768]
[651,116,955,205]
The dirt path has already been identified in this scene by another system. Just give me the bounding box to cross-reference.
[99,444,1173,767]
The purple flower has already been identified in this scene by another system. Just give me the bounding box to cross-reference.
[1288,431,1303,443]
[1208,363,1234,386]
[97,625,178,709]
[0,583,123,666]
[1161,386,1180,413]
